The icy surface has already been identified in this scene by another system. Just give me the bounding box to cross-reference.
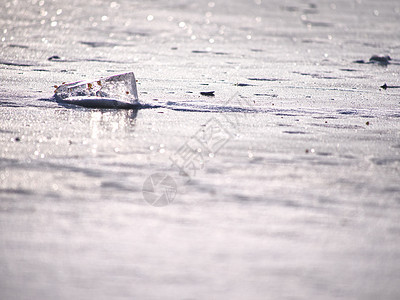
[0,0,400,299]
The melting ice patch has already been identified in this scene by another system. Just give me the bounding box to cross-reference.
[54,72,139,109]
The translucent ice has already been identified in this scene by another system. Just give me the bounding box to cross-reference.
[54,72,139,108]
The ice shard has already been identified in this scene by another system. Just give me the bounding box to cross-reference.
[54,72,139,108]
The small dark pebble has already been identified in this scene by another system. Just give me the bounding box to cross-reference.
[353,60,365,64]
[248,78,281,81]
[171,47,178,50]
[366,121,370,125]
[369,55,391,65]
[200,91,215,96]
[186,91,193,93]
[236,83,254,87]
[254,93,278,97]
[15,137,21,142]
[340,68,358,72]
[48,55,61,61]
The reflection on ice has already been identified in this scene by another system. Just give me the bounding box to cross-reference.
[89,109,138,139]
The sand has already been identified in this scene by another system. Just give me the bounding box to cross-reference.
[1,0,400,299]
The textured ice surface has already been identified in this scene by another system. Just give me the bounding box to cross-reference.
[54,72,139,108]
[1,0,400,299]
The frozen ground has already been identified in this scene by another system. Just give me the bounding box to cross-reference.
[1,0,400,299]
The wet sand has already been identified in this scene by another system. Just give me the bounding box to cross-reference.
[1,0,400,299]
